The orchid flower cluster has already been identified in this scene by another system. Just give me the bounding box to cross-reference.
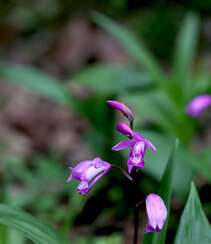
[67,100,167,233]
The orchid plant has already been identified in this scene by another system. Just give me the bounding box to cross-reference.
[67,100,167,243]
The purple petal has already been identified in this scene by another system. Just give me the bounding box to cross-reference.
[136,160,145,168]
[71,160,93,180]
[92,157,105,168]
[144,139,157,152]
[186,95,211,117]
[77,181,89,195]
[107,100,134,123]
[83,158,111,182]
[128,155,145,167]
[145,223,161,233]
[88,166,110,189]
[127,164,134,174]
[133,141,146,155]
[125,141,146,173]
[128,141,146,164]
[145,193,167,232]
[67,158,111,195]
[116,122,133,136]
[132,132,143,141]
[112,139,134,151]
[132,132,157,152]
[128,159,145,174]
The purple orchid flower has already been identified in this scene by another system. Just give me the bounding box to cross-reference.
[66,157,111,195]
[112,123,157,173]
[145,193,167,233]
[107,100,134,124]
[186,95,211,117]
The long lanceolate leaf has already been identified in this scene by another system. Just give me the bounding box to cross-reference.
[174,182,211,244]
[151,139,178,244]
[74,64,151,95]
[143,139,178,244]
[173,13,199,93]
[0,204,66,244]
[0,63,72,106]
[92,13,166,84]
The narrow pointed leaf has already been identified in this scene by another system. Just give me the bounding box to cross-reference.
[173,13,199,85]
[0,204,66,244]
[174,182,211,244]
[143,139,178,244]
[0,63,72,106]
[74,64,151,94]
[92,13,165,84]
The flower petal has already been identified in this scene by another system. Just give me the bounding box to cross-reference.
[127,164,134,174]
[145,193,167,232]
[71,160,92,180]
[67,158,111,195]
[112,139,134,151]
[144,139,157,152]
[77,181,89,195]
[145,223,156,233]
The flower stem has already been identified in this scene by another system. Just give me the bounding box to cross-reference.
[131,172,139,244]
[133,205,139,244]
[111,164,133,181]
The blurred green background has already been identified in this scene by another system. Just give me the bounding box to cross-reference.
[1,0,211,243]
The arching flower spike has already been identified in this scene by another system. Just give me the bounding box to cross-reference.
[107,100,134,125]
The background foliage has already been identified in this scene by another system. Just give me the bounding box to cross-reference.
[0,1,211,243]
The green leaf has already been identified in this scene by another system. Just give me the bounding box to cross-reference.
[173,13,199,87]
[184,147,211,185]
[152,139,178,244]
[0,204,66,244]
[191,69,211,95]
[122,92,178,134]
[143,140,178,244]
[0,63,72,106]
[92,13,165,84]
[142,130,211,199]
[74,64,151,94]
[174,182,211,244]
[0,225,8,244]
[138,131,193,198]
[8,228,25,244]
